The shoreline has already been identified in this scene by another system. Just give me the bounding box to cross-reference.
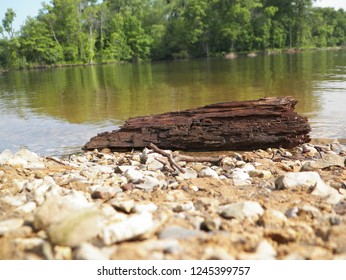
[0,141,345,260]
[1,46,344,72]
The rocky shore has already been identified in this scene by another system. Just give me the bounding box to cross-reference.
[0,141,345,260]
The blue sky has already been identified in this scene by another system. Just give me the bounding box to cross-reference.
[1,0,346,32]
[1,0,49,31]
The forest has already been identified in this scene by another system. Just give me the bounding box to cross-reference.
[1,0,346,69]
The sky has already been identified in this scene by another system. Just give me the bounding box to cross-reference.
[1,0,346,32]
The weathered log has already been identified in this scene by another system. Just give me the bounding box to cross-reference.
[83,96,311,151]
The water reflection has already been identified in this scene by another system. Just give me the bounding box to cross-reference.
[1,49,346,155]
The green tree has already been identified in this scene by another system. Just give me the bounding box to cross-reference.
[20,17,63,64]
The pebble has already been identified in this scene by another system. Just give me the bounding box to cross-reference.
[91,186,118,199]
[0,194,27,207]
[14,237,45,251]
[301,154,345,171]
[218,201,264,220]
[124,168,144,183]
[1,142,345,260]
[111,200,135,214]
[102,212,155,245]
[175,168,198,181]
[173,201,195,212]
[248,240,277,260]
[248,169,272,179]
[0,149,14,164]
[12,149,45,168]
[34,195,93,230]
[0,219,24,236]
[203,247,235,260]
[135,175,163,191]
[141,239,181,255]
[48,208,101,247]
[158,226,202,240]
[74,243,113,260]
[200,217,221,232]
[15,202,37,214]
[299,205,321,218]
[229,169,251,186]
[258,209,287,229]
[132,203,158,214]
[275,172,326,190]
[199,167,219,179]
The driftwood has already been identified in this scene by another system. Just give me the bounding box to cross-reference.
[83,96,311,151]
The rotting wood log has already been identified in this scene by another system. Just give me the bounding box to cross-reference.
[83,96,311,151]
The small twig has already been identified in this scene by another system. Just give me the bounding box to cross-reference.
[149,143,185,173]
[46,156,67,166]
[149,143,226,173]
[174,154,224,165]
[155,157,175,172]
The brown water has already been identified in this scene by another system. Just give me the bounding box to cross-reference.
[1,49,346,156]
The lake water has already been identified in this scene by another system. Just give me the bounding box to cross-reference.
[1,49,346,156]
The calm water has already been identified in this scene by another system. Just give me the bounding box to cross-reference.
[1,49,346,156]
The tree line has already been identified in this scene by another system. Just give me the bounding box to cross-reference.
[1,0,346,69]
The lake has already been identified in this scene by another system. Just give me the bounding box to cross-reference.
[1,49,346,156]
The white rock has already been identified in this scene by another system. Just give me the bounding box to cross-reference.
[199,167,219,179]
[12,179,26,193]
[203,247,235,260]
[0,149,13,164]
[115,165,137,173]
[220,157,236,170]
[7,156,27,166]
[301,154,345,171]
[176,168,198,181]
[141,239,181,254]
[74,242,113,260]
[275,172,343,204]
[218,201,264,220]
[14,238,45,250]
[100,204,118,217]
[230,169,251,186]
[48,208,101,247]
[124,168,144,183]
[0,194,27,207]
[285,207,299,218]
[135,175,162,190]
[15,202,37,214]
[145,153,165,171]
[241,240,277,260]
[34,195,93,230]
[31,176,64,205]
[132,203,158,214]
[88,165,114,174]
[111,200,135,214]
[248,169,272,179]
[275,172,323,190]
[173,201,195,212]
[241,163,256,173]
[14,149,45,168]
[312,184,343,204]
[102,212,155,244]
[0,218,24,236]
[190,185,199,192]
[302,144,318,154]
[299,205,321,217]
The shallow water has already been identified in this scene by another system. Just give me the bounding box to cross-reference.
[1,49,346,156]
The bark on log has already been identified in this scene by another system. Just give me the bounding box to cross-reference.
[83,96,311,151]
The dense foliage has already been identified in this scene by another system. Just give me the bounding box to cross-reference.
[1,0,346,69]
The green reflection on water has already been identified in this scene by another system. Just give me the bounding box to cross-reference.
[1,49,346,155]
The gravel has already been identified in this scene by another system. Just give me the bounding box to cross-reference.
[0,141,345,259]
